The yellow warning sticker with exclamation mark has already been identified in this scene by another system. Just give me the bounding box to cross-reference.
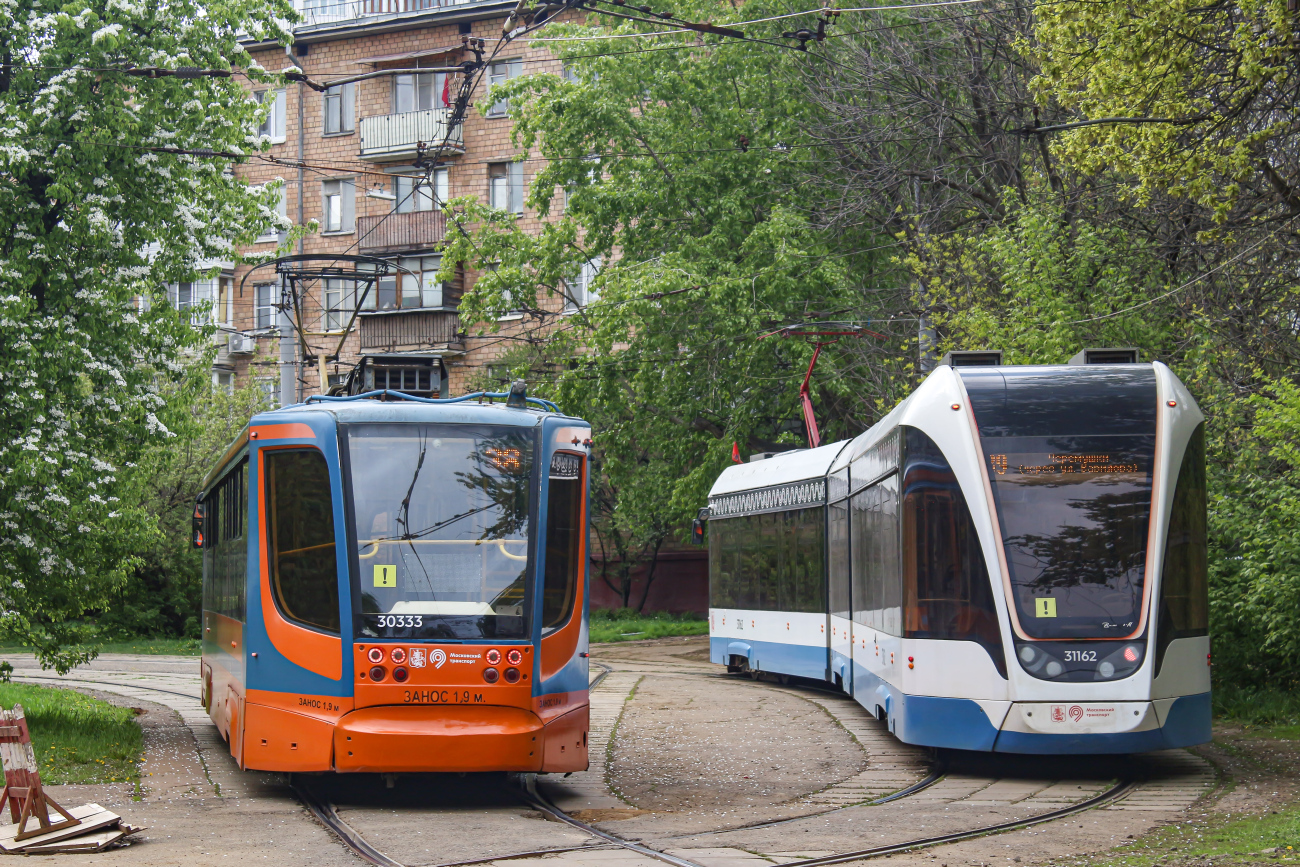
[1034,597,1057,618]
[374,565,397,588]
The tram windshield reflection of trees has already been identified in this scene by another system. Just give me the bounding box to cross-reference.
[345,424,534,640]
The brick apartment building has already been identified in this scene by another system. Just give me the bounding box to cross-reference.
[185,0,599,405]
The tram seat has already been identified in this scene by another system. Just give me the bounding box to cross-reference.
[333,705,546,773]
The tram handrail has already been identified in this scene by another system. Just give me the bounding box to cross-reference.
[305,388,561,413]
[357,537,528,561]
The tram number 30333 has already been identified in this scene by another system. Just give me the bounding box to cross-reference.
[404,690,486,704]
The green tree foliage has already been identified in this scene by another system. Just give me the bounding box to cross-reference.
[1033,0,1300,222]
[904,185,1183,364]
[441,4,907,590]
[100,383,268,640]
[1209,379,1300,685]
[0,0,293,669]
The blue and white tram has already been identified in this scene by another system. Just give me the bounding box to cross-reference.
[707,358,1210,754]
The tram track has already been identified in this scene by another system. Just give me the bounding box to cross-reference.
[8,661,1159,867]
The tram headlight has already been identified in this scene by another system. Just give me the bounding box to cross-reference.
[367,647,384,664]
[391,647,407,665]
[1098,661,1115,678]
[504,667,520,684]
[1019,646,1036,663]
[486,649,501,665]
[507,649,523,666]
[483,667,500,683]
[1044,661,1063,677]
[370,665,387,681]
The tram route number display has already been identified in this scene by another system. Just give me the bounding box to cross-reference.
[403,689,485,704]
[989,453,1139,476]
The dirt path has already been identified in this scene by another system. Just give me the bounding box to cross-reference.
[0,641,1248,867]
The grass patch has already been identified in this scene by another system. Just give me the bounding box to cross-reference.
[1214,684,1300,740]
[589,609,708,644]
[0,637,201,657]
[0,683,143,785]
[1100,803,1300,866]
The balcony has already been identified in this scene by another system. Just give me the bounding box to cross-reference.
[297,0,479,28]
[358,109,464,162]
[357,210,446,255]
[359,309,462,350]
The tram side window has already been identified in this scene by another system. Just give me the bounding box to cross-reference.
[1156,425,1208,670]
[265,450,340,634]
[829,499,850,619]
[542,455,584,634]
[901,427,1004,675]
[850,475,902,635]
[708,508,825,613]
[202,460,248,622]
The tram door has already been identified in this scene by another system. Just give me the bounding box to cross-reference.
[828,469,852,691]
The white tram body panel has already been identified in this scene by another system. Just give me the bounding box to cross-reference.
[708,361,1211,754]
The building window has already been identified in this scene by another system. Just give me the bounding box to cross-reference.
[394,168,447,213]
[214,370,234,393]
[256,376,279,408]
[257,89,287,143]
[256,186,287,242]
[255,283,278,331]
[488,162,524,214]
[365,366,438,394]
[322,178,355,233]
[219,275,232,326]
[171,279,216,325]
[565,257,602,311]
[323,278,356,331]
[360,256,447,311]
[323,82,355,134]
[487,59,522,117]
[394,72,449,114]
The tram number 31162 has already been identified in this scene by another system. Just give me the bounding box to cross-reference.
[1063,650,1098,662]
[404,689,485,704]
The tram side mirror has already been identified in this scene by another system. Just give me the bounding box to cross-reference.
[191,496,206,549]
[691,507,709,545]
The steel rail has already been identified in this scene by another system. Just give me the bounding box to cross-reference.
[668,763,947,839]
[10,673,199,701]
[777,779,1135,867]
[293,781,405,867]
[16,661,1138,867]
[518,774,708,867]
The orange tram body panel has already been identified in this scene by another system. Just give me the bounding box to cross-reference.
[195,393,592,774]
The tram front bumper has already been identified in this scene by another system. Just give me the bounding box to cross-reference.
[334,705,545,773]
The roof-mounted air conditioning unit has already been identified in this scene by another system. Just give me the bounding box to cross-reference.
[1068,348,1140,365]
[227,333,256,355]
[939,350,1004,367]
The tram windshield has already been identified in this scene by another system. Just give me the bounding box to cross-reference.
[983,436,1154,639]
[961,367,1158,640]
[345,424,534,640]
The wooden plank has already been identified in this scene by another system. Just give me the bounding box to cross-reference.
[22,827,131,854]
[0,806,119,850]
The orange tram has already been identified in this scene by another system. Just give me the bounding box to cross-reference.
[193,389,592,774]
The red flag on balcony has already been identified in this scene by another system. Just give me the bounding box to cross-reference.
[731,442,742,463]
[441,74,451,107]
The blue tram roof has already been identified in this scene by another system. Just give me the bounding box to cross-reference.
[202,395,587,490]
[252,397,579,428]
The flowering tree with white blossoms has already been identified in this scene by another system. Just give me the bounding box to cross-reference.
[0,0,294,671]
